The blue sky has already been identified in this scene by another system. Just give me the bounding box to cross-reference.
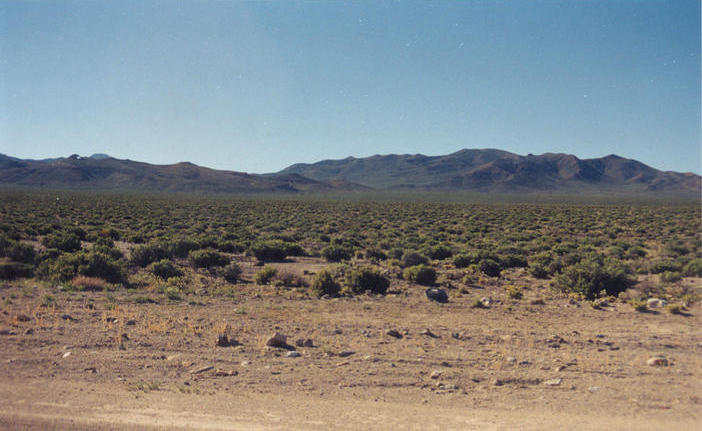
[1,0,700,174]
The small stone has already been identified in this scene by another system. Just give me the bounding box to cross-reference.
[216,334,231,347]
[24,328,33,335]
[505,356,517,364]
[62,351,71,358]
[15,314,30,322]
[647,298,667,308]
[544,378,562,386]
[430,370,442,379]
[295,338,314,347]
[286,351,301,358]
[480,297,492,308]
[420,329,439,338]
[556,365,567,372]
[588,386,600,393]
[0,327,12,336]
[338,351,355,358]
[647,356,669,367]
[425,288,448,303]
[126,319,137,326]
[386,329,402,339]
[60,313,74,321]
[265,332,288,348]
[518,360,530,366]
[214,369,238,377]
[190,365,214,374]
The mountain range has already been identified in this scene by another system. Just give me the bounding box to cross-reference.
[0,149,699,196]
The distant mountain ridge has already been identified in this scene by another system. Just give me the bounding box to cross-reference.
[0,153,367,194]
[276,149,701,195]
[0,149,699,196]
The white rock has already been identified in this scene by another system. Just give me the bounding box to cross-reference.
[646,356,669,366]
[647,298,667,308]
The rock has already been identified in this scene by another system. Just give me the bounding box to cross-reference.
[518,360,530,366]
[126,319,137,326]
[544,378,562,386]
[425,288,448,303]
[479,297,492,308]
[60,313,74,321]
[14,313,30,322]
[265,332,288,348]
[105,316,118,323]
[190,365,214,374]
[420,328,439,338]
[338,351,355,358]
[386,329,403,339]
[286,351,301,358]
[295,338,314,348]
[588,386,600,393]
[647,298,667,308]
[24,328,33,335]
[62,351,71,358]
[214,369,238,376]
[647,356,669,367]
[430,370,442,379]
[0,327,12,336]
[216,334,239,347]
[505,356,517,364]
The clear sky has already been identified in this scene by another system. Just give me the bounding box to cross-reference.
[1,0,700,174]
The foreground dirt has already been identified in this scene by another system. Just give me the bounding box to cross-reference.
[1,277,701,430]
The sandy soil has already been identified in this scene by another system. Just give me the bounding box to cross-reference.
[1,268,701,430]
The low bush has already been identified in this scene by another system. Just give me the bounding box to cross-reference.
[130,243,170,267]
[0,262,33,280]
[321,244,353,262]
[71,275,107,291]
[659,271,682,283]
[401,251,429,268]
[552,256,632,300]
[365,248,387,261]
[402,264,437,286]
[150,259,184,279]
[189,249,229,268]
[310,270,340,297]
[478,258,502,277]
[221,263,242,283]
[682,258,702,277]
[506,285,523,300]
[649,259,681,274]
[42,232,82,253]
[344,266,390,295]
[250,240,289,261]
[48,250,126,284]
[7,242,36,264]
[426,245,453,260]
[254,266,278,284]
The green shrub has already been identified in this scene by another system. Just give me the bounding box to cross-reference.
[401,251,429,268]
[529,264,549,279]
[250,240,289,261]
[166,239,200,258]
[130,243,170,267]
[388,248,404,260]
[500,254,527,269]
[321,244,353,262]
[682,258,702,277]
[506,285,523,300]
[150,259,183,279]
[628,298,647,312]
[344,266,390,295]
[659,271,682,283]
[7,242,36,264]
[478,258,502,277]
[552,256,631,300]
[42,232,82,252]
[402,264,437,286]
[310,270,341,297]
[649,259,681,274]
[426,245,453,260]
[365,248,387,261]
[48,250,125,284]
[254,266,278,284]
[453,253,477,268]
[0,262,34,280]
[221,263,242,283]
[189,249,229,268]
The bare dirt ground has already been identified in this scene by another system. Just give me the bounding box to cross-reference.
[1,264,701,430]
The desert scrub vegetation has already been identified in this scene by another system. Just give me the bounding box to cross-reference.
[254,266,278,285]
[344,266,390,295]
[0,190,699,304]
[310,269,341,297]
[402,264,437,286]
